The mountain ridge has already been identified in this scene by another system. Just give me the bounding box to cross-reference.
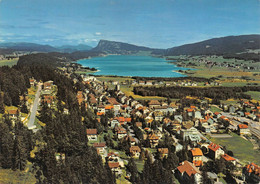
[92,39,163,54]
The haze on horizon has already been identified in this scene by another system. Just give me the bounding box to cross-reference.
[0,0,259,48]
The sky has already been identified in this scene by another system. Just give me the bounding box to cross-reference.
[0,0,259,48]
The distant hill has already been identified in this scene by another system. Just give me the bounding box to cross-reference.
[163,34,260,56]
[92,39,162,54]
[57,44,92,53]
[0,42,92,53]
[0,42,59,52]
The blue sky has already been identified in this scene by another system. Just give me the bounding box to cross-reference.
[0,0,259,48]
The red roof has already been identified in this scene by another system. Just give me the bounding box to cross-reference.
[177,161,200,177]
[148,100,161,105]
[8,109,19,115]
[108,97,120,105]
[93,142,106,148]
[245,163,260,176]
[86,129,97,135]
[238,124,248,129]
[190,148,203,156]
[245,112,250,116]
[158,148,168,154]
[214,112,220,115]
[208,142,221,152]
[108,162,120,168]
[187,109,194,112]
[222,154,236,161]
[220,115,226,119]
[130,146,141,153]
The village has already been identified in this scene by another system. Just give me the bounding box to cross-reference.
[6,69,256,184]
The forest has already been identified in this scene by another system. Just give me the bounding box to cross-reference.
[0,54,115,183]
[133,86,260,101]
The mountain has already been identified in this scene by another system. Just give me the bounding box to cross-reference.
[92,39,162,54]
[57,44,92,53]
[163,34,260,56]
[0,42,59,52]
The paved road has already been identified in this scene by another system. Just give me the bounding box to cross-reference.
[28,83,42,131]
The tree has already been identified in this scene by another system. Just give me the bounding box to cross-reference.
[12,135,27,170]
[127,158,139,183]
[0,123,13,168]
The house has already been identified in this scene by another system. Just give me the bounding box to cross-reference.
[43,81,53,91]
[208,143,224,160]
[237,124,250,135]
[148,133,159,148]
[135,122,142,128]
[148,100,161,108]
[221,154,236,165]
[29,78,36,86]
[243,163,260,183]
[123,135,136,146]
[129,146,141,158]
[107,152,124,168]
[158,148,168,158]
[86,129,98,141]
[93,142,107,155]
[180,125,200,142]
[116,127,127,139]
[108,162,121,175]
[189,148,203,167]
[176,161,202,184]
[110,119,120,128]
[7,109,20,119]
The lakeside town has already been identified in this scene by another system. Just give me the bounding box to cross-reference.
[3,61,259,183]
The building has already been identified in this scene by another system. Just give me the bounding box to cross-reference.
[237,124,250,135]
[93,142,107,155]
[221,154,236,165]
[158,148,168,158]
[7,109,20,120]
[208,143,224,160]
[116,127,127,139]
[148,133,159,148]
[129,146,141,158]
[108,162,121,176]
[189,148,203,167]
[86,129,98,141]
[176,161,202,184]
[243,163,260,183]
[148,100,161,108]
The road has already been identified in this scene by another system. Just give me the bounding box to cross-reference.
[27,83,42,131]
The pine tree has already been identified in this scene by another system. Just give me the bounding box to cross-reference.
[0,123,13,168]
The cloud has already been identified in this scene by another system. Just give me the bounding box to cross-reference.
[95,32,102,36]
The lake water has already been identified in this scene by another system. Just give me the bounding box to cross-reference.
[77,55,191,77]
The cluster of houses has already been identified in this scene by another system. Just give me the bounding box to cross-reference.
[71,74,260,183]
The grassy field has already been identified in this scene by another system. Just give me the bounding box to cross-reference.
[210,106,222,113]
[120,85,166,101]
[208,133,260,165]
[244,91,260,100]
[0,58,18,67]
[0,167,36,184]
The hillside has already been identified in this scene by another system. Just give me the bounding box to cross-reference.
[163,34,260,56]
[92,39,162,54]
[57,44,92,53]
[0,42,92,53]
[0,42,59,52]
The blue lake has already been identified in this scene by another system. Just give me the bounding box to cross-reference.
[77,55,191,77]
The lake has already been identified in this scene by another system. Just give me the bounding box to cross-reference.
[77,55,191,77]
